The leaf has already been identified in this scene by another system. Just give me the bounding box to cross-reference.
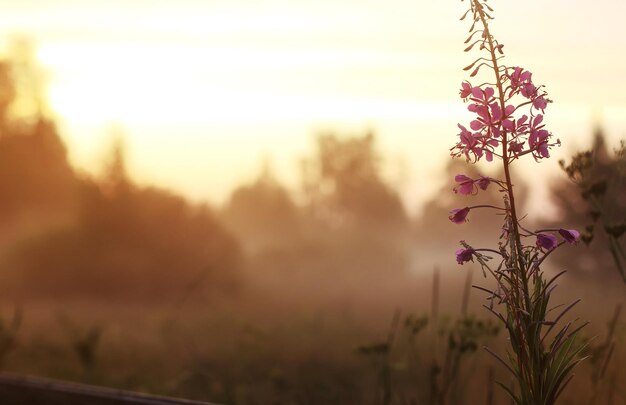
[496,381,521,405]
[463,60,478,71]
[484,346,517,377]
[464,40,482,52]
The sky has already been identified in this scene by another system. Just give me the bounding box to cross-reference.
[0,0,625,214]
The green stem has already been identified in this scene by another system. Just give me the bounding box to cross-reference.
[473,1,537,401]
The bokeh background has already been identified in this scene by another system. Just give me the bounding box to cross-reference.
[0,1,624,404]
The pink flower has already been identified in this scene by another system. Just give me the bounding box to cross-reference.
[470,119,485,131]
[529,129,551,159]
[532,96,548,112]
[484,149,493,162]
[558,228,580,244]
[506,114,530,135]
[517,115,529,126]
[454,124,486,162]
[468,103,489,121]
[471,86,495,102]
[476,176,491,190]
[500,105,516,131]
[453,175,491,194]
[507,67,536,99]
[460,81,473,99]
[521,83,536,99]
[490,102,503,121]
[509,140,524,156]
[509,67,532,90]
[502,119,515,132]
[527,115,553,159]
[536,233,558,251]
[456,247,475,264]
[454,174,475,195]
[449,207,470,224]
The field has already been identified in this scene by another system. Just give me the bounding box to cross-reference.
[2,260,624,405]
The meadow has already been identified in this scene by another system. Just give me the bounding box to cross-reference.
[0,99,623,404]
[1,260,624,404]
[0,1,625,404]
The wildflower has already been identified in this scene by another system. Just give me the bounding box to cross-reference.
[521,83,537,99]
[508,67,532,92]
[456,247,475,264]
[532,96,549,112]
[476,176,491,190]
[529,129,551,159]
[453,3,583,402]
[508,140,524,157]
[454,174,475,195]
[558,228,580,244]
[481,138,499,161]
[467,96,502,139]
[536,233,558,251]
[454,124,484,161]
[454,174,492,195]
[460,81,473,99]
[449,207,470,224]
[511,114,530,133]
[471,86,495,102]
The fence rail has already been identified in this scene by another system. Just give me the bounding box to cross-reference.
[0,373,220,405]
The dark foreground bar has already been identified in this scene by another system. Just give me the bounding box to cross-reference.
[0,373,220,405]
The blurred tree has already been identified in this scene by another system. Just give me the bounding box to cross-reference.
[0,118,77,222]
[547,129,626,281]
[0,50,77,236]
[101,135,130,195]
[6,36,49,120]
[0,43,242,301]
[223,161,300,254]
[301,132,408,232]
[295,132,412,276]
[0,62,16,125]
[3,143,241,300]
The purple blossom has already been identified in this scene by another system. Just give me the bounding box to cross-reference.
[509,140,524,157]
[476,176,491,191]
[456,248,475,265]
[558,228,580,244]
[455,124,486,162]
[536,233,558,251]
[521,83,537,99]
[529,129,551,159]
[449,207,470,224]
[453,174,492,195]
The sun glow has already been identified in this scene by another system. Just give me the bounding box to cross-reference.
[0,0,624,207]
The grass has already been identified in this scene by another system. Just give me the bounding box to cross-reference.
[0,265,623,405]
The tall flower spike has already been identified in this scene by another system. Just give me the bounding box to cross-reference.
[451,2,584,403]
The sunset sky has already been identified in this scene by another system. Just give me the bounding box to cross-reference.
[1,0,625,213]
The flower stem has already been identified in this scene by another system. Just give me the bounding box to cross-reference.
[473,0,535,396]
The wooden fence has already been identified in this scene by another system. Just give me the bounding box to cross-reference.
[0,373,221,405]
